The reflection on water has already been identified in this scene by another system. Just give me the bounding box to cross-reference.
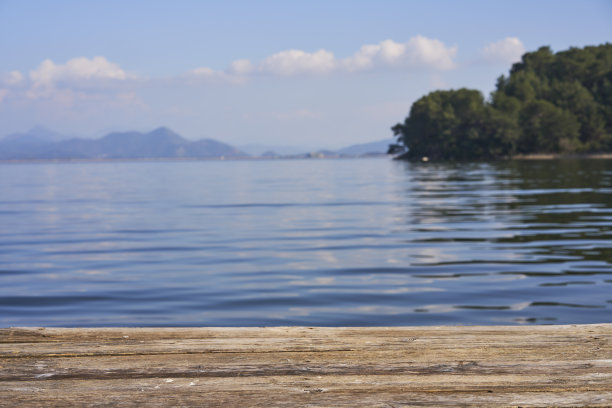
[0,158,610,326]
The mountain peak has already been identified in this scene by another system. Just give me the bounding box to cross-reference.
[0,126,248,160]
[146,127,185,144]
[150,126,176,136]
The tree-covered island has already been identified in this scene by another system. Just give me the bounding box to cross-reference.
[389,43,612,161]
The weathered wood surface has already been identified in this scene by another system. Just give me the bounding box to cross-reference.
[0,325,610,407]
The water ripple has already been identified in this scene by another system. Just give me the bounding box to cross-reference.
[0,158,610,326]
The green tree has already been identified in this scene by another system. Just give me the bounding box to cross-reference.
[518,100,581,153]
[393,89,516,160]
[391,43,612,160]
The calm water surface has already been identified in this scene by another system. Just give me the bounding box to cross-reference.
[0,158,611,326]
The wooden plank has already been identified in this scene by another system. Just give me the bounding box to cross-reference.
[0,325,610,407]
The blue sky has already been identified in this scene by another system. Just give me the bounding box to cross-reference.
[1,0,611,148]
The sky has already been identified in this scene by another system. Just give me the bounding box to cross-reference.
[0,0,611,149]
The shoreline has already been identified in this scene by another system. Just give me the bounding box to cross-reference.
[0,155,391,165]
[3,153,612,164]
[511,153,612,160]
[393,152,612,161]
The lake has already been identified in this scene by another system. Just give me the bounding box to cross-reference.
[0,158,610,327]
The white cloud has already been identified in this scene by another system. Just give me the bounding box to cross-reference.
[405,36,457,70]
[5,56,144,110]
[259,49,336,76]
[343,41,405,71]
[0,89,8,103]
[190,67,216,77]
[29,56,128,89]
[3,71,24,86]
[185,36,457,80]
[188,65,249,85]
[482,37,525,63]
[189,59,253,83]
[229,59,254,75]
[342,37,457,71]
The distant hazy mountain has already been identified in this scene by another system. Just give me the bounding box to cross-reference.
[239,143,316,156]
[242,139,394,158]
[0,127,248,160]
[1,127,394,160]
[335,138,395,156]
[2,126,74,144]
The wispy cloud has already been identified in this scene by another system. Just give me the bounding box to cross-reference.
[343,37,457,71]
[3,71,24,86]
[228,59,254,75]
[187,58,255,84]
[0,37,458,134]
[259,49,336,76]
[481,37,525,64]
[189,35,458,80]
[21,56,135,103]
[0,56,146,112]
[6,37,457,97]
[29,56,129,89]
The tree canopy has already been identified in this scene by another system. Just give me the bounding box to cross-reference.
[390,43,612,160]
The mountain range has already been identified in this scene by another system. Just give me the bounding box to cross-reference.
[335,138,395,156]
[0,127,392,160]
[0,127,247,160]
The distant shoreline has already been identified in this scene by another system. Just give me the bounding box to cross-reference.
[511,153,612,160]
[2,153,611,164]
[393,152,612,162]
[0,154,391,165]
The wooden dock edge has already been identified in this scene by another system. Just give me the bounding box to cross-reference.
[1,324,611,407]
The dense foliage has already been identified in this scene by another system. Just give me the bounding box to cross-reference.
[390,43,612,160]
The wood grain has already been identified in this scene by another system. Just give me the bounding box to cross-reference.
[0,325,610,407]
